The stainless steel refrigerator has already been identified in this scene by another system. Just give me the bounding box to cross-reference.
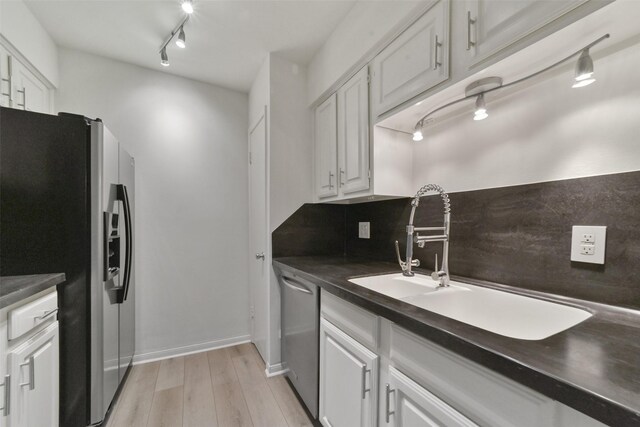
[0,107,135,427]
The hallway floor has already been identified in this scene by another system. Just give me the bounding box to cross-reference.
[106,343,313,427]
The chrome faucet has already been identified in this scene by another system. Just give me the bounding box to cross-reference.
[395,184,451,286]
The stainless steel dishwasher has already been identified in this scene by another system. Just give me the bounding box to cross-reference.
[279,270,319,419]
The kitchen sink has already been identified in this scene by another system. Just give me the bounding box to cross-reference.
[349,273,592,340]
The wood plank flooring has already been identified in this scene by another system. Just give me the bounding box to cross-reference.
[107,343,313,427]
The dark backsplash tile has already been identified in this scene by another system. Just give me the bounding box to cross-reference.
[272,204,346,258]
[274,171,640,310]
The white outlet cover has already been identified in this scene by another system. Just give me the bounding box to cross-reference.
[571,226,606,264]
[358,222,370,239]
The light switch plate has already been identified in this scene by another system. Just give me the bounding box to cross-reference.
[358,222,370,239]
[571,226,606,264]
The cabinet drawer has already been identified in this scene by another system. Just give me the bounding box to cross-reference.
[321,290,379,351]
[8,291,58,340]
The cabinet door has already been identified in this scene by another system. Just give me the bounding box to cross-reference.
[371,0,450,117]
[319,318,378,427]
[314,94,338,199]
[11,60,50,114]
[386,366,477,427]
[0,45,13,108]
[337,66,370,195]
[463,0,588,68]
[8,322,59,427]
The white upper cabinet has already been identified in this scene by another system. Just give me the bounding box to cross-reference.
[371,0,450,118]
[0,42,53,114]
[315,93,339,199]
[386,366,477,427]
[319,318,378,427]
[337,66,370,195]
[462,0,589,69]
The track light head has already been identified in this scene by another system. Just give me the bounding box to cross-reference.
[160,48,170,67]
[176,27,186,48]
[182,0,194,14]
[572,49,595,88]
[473,94,488,121]
[412,122,424,141]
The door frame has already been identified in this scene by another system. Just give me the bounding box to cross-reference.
[247,105,270,359]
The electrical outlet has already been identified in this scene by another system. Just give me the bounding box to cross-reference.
[580,245,595,255]
[571,226,606,264]
[358,222,370,239]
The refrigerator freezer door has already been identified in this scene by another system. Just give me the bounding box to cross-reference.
[118,147,135,381]
[89,122,121,424]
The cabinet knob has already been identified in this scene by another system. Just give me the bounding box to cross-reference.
[255,252,265,260]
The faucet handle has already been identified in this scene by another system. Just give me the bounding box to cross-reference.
[394,240,406,269]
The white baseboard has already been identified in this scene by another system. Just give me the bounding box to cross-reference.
[265,362,288,377]
[133,335,251,364]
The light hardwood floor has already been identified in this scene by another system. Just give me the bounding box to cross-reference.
[107,343,313,427]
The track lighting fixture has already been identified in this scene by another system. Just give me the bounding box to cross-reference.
[473,94,488,121]
[572,49,595,88]
[160,48,169,67]
[181,0,194,14]
[158,15,190,68]
[176,26,186,49]
[410,34,609,141]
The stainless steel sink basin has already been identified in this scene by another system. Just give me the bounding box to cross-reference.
[349,273,592,340]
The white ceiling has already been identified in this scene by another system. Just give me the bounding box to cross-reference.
[25,0,358,92]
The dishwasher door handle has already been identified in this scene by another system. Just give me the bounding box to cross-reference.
[281,277,313,294]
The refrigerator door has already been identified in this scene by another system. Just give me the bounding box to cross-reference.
[118,147,135,382]
[89,122,121,424]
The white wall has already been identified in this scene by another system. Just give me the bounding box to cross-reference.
[56,48,250,361]
[412,37,640,193]
[0,0,58,87]
[307,0,424,104]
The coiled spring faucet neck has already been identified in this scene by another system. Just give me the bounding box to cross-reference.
[395,184,452,285]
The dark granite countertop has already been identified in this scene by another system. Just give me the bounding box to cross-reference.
[273,256,640,427]
[0,273,66,309]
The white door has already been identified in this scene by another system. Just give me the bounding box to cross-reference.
[371,0,449,117]
[463,0,588,69]
[385,366,477,427]
[10,60,50,114]
[248,108,268,359]
[337,66,370,195]
[319,318,378,427]
[314,94,338,199]
[8,322,59,427]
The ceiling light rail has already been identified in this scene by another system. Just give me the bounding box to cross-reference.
[158,14,190,67]
[412,33,610,141]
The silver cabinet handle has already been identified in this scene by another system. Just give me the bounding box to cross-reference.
[339,168,345,186]
[467,11,476,51]
[281,277,312,294]
[361,366,371,399]
[255,252,265,260]
[19,356,35,390]
[0,375,10,416]
[385,384,395,423]
[328,171,334,189]
[434,35,442,70]
[34,308,58,321]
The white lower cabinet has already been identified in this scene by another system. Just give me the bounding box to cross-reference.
[8,323,59,427]
[319,317,378,427]
[386,366,477,427]
[320,289,606,427]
